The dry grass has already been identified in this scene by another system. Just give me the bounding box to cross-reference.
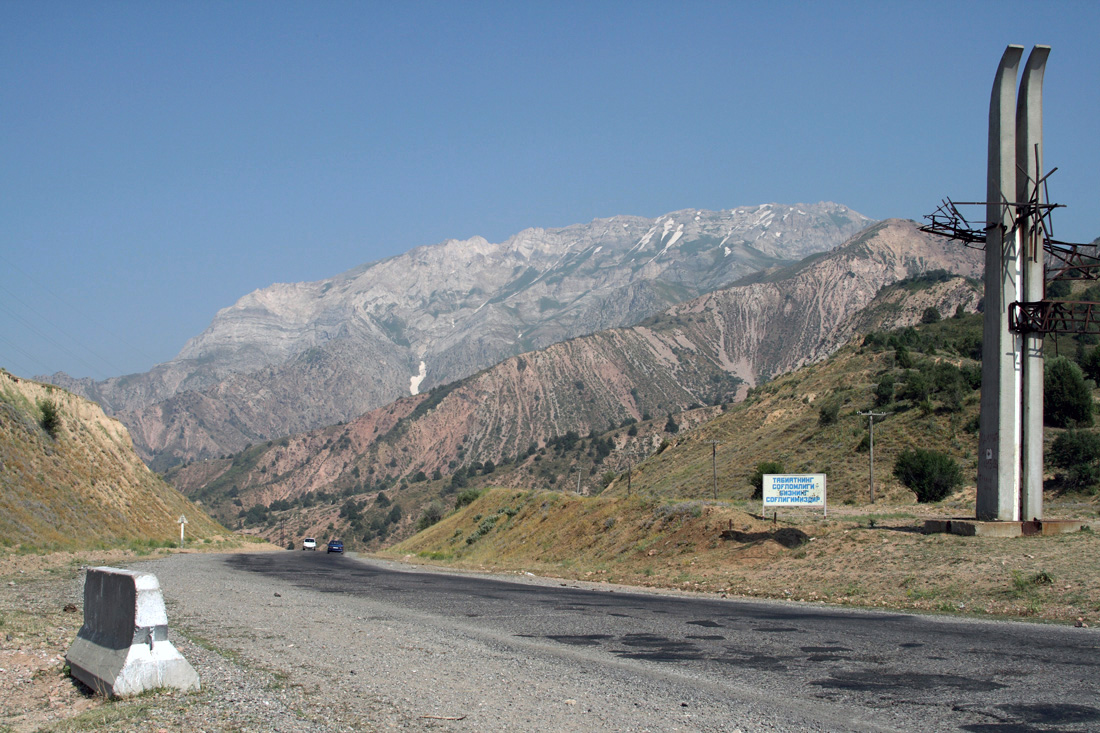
[389,487,1100,625]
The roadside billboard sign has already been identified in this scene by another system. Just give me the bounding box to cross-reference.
[763,474,826,516]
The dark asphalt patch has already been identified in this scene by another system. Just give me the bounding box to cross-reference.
[997,703,1100,725]
[547,634,613,647]
[813,670,1006,693]
[687,619,722,628]
[715,653,790,672]
[612,634,702,662]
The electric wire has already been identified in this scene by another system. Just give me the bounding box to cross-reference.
[0,250,164,379]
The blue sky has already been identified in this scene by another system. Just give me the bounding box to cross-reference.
[3,1,1098,380]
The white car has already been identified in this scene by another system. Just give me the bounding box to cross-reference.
[302,538,317,551]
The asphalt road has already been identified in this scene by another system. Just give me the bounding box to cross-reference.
[217,551,1100,732]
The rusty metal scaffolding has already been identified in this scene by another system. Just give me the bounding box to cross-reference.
[921,167,1097,336]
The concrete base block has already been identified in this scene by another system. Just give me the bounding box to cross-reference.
[923,519,1091,537]
[66,567,199,697]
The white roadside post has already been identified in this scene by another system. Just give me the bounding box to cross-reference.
[178,515,187,548]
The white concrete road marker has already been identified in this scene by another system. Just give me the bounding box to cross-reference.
[66,567,200,697]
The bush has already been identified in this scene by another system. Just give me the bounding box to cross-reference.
[895,345,914,369]
[1045,356,1094,428]
[455,488,482,508]
[750,461,784,500]
[893,448,962,503]
[874,374,895,407]
[1079,346,1100,384]
[921,306,942,324]
[37,398,60,437]
[818,400,840,425]
[1049,429,1100,491]
[899,369,932,405]
[416,502,445,531]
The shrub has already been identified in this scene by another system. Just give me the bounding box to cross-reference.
[874,374,895,407]
[921,306,942,324]
[416,502,445,531]
[455,488,482,508]
[750,461,784,500]
[1045,356,1094,428]
[37,398,61,437]
[1048,429,1100,491]
[895,345,914,369]
[818,400,840,425]
[1079,346,1100,384]
[893,448,962,503]
[899,369,932,405]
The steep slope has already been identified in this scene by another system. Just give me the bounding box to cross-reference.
[0,369,225,549]
[167,219,981,538]
[49,202,871,469]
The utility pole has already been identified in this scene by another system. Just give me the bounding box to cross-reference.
[615,448,647,496]
[857,411,889,503]
[706,440,720,500]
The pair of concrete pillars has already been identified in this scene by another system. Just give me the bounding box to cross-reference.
[977,45,1050,522]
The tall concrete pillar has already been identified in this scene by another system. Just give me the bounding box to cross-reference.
[1017,46,1050,522]
[977,45,1024,521]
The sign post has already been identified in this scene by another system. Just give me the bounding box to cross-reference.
[762,474,827,517]
[178,515,187,548]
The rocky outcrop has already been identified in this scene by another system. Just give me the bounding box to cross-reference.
[51,203,872,469]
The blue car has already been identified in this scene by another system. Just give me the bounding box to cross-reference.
[327,539,344,553]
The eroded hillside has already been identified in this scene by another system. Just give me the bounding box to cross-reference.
[0,370,225,549]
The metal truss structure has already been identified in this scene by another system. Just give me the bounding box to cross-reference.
[921,175,1096,337]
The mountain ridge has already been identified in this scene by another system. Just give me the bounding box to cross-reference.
[47,202,872,469]
[165,218,981,539]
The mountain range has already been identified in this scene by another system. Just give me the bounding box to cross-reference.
[164,218,982,536]
[47,202,872,470]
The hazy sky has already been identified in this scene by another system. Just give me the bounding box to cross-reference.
[3,1,1098,380]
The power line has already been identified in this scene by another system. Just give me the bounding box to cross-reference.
[0,251,164,378]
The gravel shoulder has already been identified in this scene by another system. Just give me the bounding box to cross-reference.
[2,549,856,733]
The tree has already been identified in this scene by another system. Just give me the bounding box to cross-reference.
[818,401,839,425]
[895,345,914,369]
[37,398,60,437]
[893,448,962,503]
[1079,346,1100,384]
[750,461,784,500]
[1045,356,1094,428]
[1049,429,1100,491]
[664,414,679,434]
[874,373,895,407]
[899,369,932,405]
[921,306,942,324]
